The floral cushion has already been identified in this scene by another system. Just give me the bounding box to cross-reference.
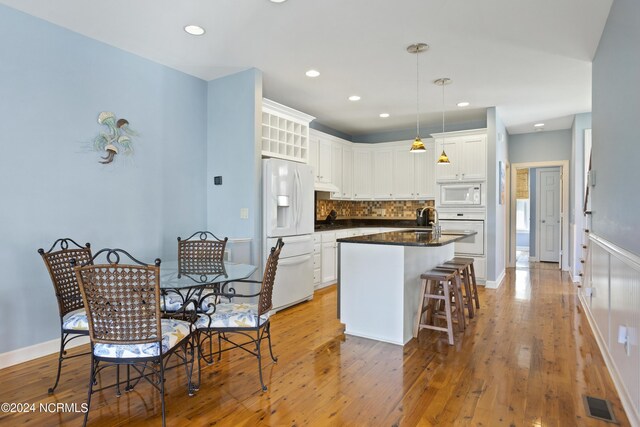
[62,309,89,331]
[93,319,191,359]
[195,303,270,329]
[160,290,219,312]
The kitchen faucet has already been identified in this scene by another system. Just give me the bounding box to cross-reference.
[420,206,441,235]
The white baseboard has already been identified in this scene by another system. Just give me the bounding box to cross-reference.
[0,336,89,370]
[578,292,639,426]
[485,269,505,289]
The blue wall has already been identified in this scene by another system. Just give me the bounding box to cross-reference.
[207,69,263,268]
[592,0,640,255]
[509,130,572,163]
[0,5,208,353]
[487,107,509,283]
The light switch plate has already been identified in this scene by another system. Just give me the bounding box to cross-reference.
[240,208,249,219]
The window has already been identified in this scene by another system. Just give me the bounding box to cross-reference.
[516,199,530,231]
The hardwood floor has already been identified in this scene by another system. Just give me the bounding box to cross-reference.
[0,265,630,426]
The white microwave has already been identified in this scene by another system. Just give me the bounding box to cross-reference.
[440,183,482,206]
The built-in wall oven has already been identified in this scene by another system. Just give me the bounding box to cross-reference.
[438,211,485,256]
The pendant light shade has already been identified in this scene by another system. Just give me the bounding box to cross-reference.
[407,43,429,153]
[435,77,452,164]
[410,137,426,153]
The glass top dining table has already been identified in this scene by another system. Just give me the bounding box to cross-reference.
[159,260,257,290]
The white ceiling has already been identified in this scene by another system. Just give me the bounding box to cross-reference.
[0,0,612,137]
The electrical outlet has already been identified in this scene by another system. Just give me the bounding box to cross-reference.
[240,208,249,219]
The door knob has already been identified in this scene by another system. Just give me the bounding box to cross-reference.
[541,220,546,223]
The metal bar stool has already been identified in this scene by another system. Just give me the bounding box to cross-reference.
[446,257,480,309]
[433,263,474,319]
[414,269,464,345]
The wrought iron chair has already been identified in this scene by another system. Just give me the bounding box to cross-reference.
[195,238,283,392]
[73,249,196,427]
[177,231,228,275]
[38,238,92,394]
[160,232,229,313]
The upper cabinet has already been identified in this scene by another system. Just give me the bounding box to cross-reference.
[352,148,373,199]
[308,136,332,184]
[261,98,315,163]
[392,142,436,200]
[373,148,394,199]
[434,129,486,182]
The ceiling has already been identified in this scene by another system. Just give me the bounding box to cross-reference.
[0,0,612,137]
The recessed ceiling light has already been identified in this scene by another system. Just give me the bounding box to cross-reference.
[184,25,205,36]
[348,95,361,101]
[379,113,390,118]
[305,69,320,78]
[534,123,545,127]
[457,102,470,107]
[270,0,287,3]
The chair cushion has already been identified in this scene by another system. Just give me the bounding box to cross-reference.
[195,303,269,329]
[160,290,219,312]
[62,309,89,331]
[93,319,191,359]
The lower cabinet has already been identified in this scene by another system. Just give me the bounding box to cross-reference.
[321,242,337,284]
[313,234,321,287]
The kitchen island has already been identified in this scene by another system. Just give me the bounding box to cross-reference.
[337,229,475,345]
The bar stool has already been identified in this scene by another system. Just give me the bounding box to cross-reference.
[414,269,465,345]
[445,257,480,309]
[433,263,474,319]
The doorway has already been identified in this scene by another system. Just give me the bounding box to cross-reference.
[509,161,569,270]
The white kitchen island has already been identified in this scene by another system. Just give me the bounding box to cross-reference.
[338,230,473,345]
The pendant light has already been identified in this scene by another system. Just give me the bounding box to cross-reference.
[407,43,429,153]
[434,77,451,164]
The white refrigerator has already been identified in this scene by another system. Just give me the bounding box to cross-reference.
[263,158,315,311]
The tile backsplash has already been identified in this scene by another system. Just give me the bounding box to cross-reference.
[316,199,435,220]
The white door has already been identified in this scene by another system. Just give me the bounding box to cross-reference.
[318,139,332,184]
[537,167,561,262]
[331,143,343,199]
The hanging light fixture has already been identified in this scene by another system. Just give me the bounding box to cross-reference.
[434,77,451,164]
[407,43,429,153]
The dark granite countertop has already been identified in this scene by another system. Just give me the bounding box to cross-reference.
[337,230,476,247]
[314,219,431,232]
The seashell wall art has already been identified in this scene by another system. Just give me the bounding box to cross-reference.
[92,112,137,164]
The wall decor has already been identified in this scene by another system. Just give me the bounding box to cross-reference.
[92,112,137,164]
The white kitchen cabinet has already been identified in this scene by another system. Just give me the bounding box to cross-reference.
[331,143,343,199]
[308,136,332,184]
[321,232,337,285]
[434,129,486,182]
[261,98,315,163]
[414,143,436,199]
[341,145,353,199]
[313,234,322,287]
[373,148,394,199]
[392,143,436,199]
[352,149,373,199]
[392,147,414,199]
